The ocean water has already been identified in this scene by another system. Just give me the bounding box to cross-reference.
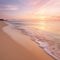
[5,20,60,60]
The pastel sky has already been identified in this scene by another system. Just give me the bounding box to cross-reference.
[0,0,60,20]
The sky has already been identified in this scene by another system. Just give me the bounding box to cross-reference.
[0,0,60,20]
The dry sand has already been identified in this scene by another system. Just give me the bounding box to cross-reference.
[0,21,54,60]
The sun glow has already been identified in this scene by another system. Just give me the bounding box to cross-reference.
[39,16,46,20]
[35,9,47,20]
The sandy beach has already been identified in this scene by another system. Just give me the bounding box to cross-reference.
[0,21,54,60]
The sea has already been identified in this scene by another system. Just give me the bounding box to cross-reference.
[4,20,60,60]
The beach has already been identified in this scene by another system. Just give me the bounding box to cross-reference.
[0,21,54,60]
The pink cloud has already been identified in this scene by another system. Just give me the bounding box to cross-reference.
[0,5,18,11]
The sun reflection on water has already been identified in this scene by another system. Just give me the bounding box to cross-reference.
[39,21,46,30]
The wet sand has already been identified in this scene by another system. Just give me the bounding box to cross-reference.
[0,21,54,60]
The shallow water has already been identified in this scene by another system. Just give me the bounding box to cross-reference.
[5,20,60,60]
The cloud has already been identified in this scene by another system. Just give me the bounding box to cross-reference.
[18,0,49,7]
[0,5,18,11]
[41,0,60,8]
[0,0,50,12]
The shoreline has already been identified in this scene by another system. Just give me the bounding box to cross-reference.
[18,28,58,60]
[0,21,54,60]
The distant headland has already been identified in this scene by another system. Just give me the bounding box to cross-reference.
[0,19,7,21]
